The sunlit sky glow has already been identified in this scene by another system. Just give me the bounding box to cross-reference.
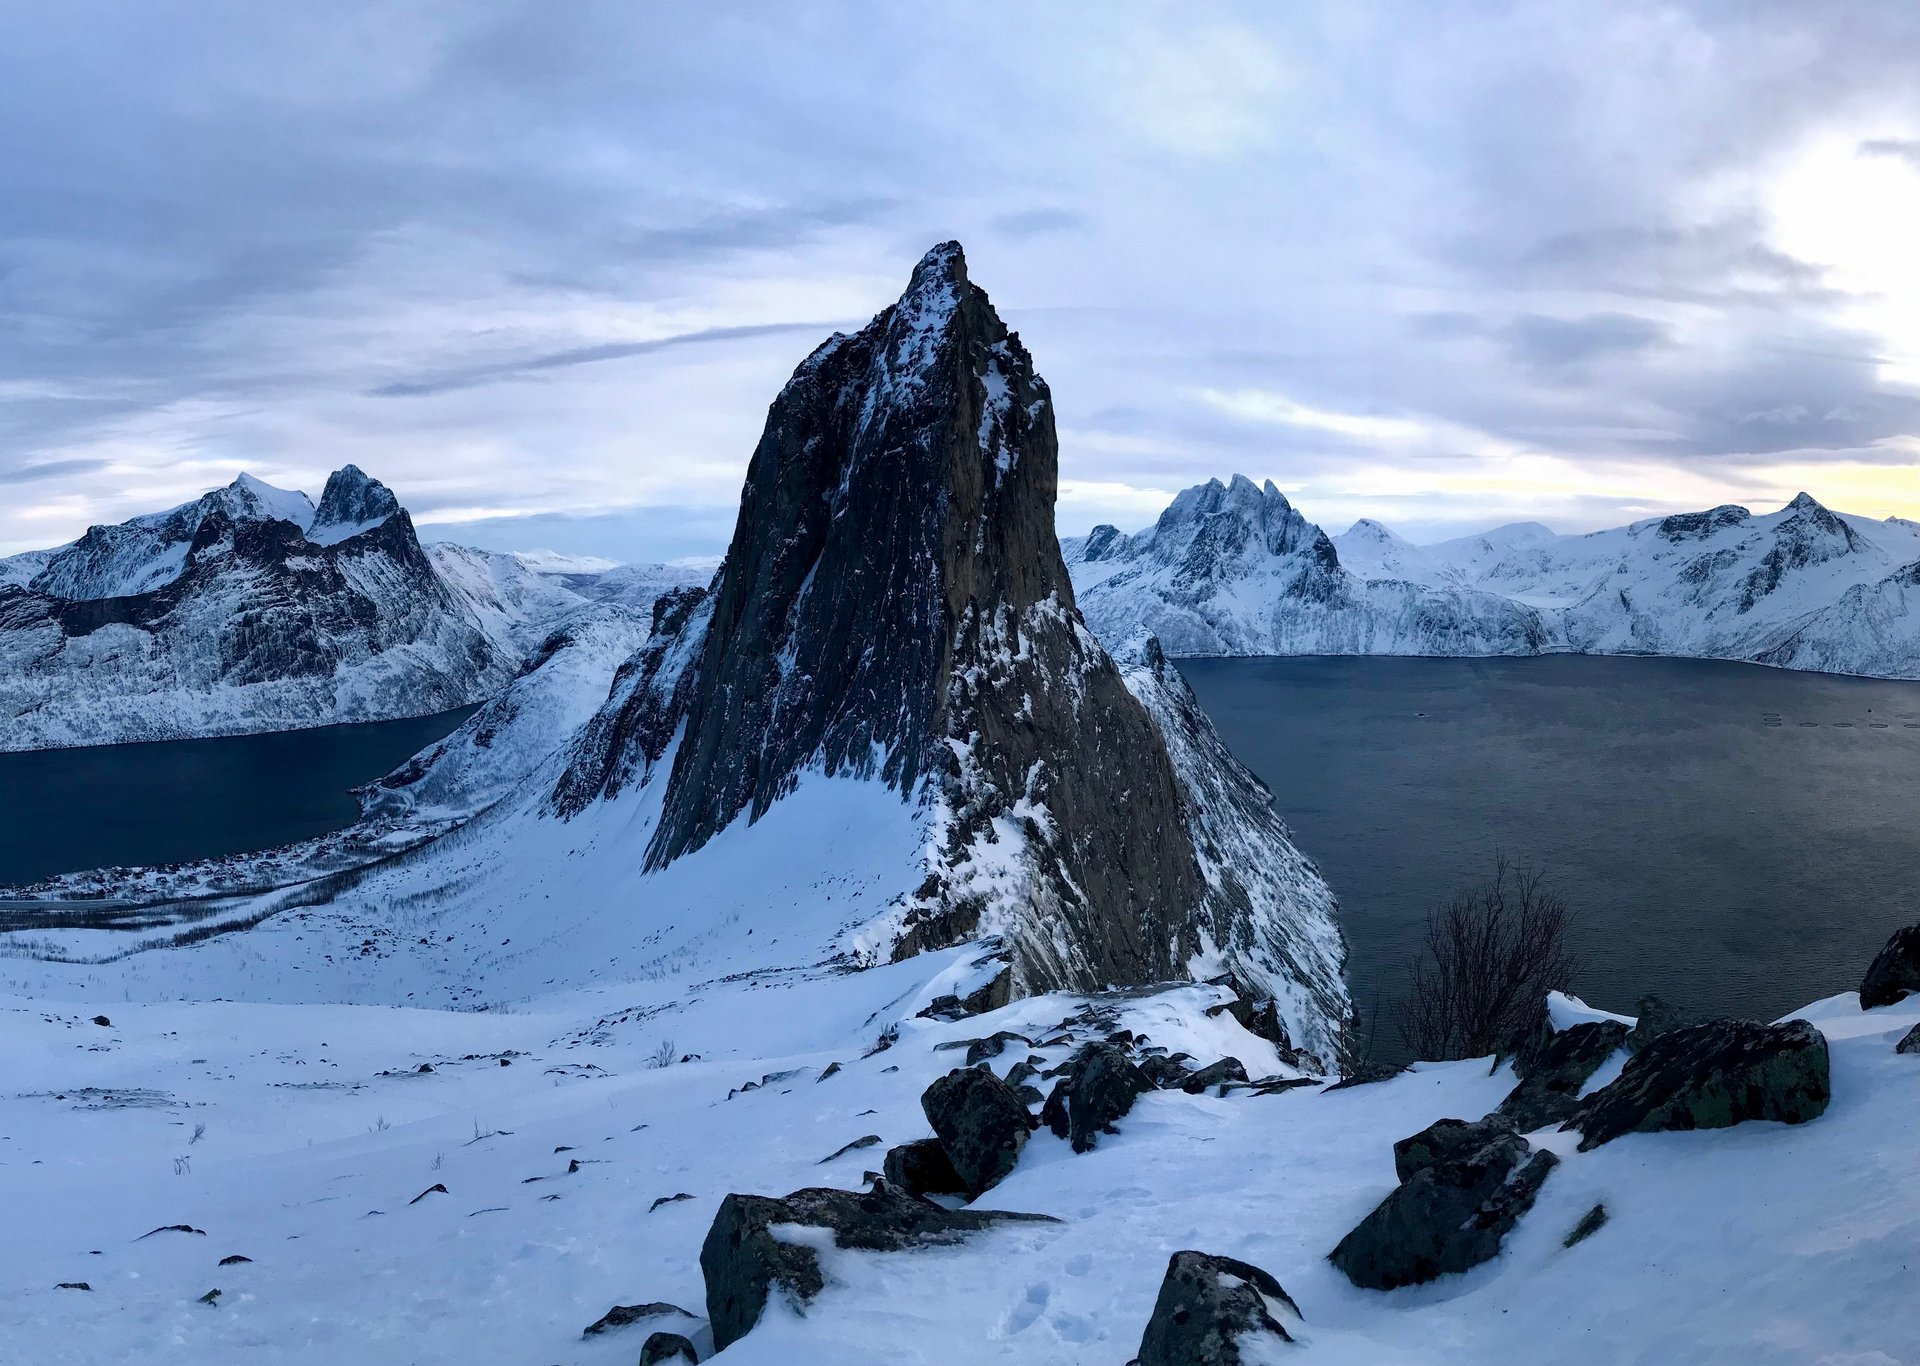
[1,2,1916,562]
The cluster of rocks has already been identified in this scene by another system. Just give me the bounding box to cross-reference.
[1326,1008,1830,1289]
[1322,917,1920,1296]
[592,925,1919,1359]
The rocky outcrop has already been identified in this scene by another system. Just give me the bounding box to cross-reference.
[1859,924,1920,1009]
[920,1066,1031,1198]
[1494,1019,1628,1130]
[1627,994,1689,1053]
[582,1301,697,1337]
[1330,1126,1557,1289]
[698,1182,1056,1349]
[1041,1042,1153,1153]
[1567,1018,1830,1150]
[880,1137,967,1199]
[548,244,1350,1047]
[638,1331,698,1364]
[1180,1058,1249,1095]
[1391,1117,1517,1184]
[1132,1251,1302,1364]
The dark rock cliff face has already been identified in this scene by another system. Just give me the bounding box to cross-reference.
[554,243,1342,1011]
[311,464,402,539]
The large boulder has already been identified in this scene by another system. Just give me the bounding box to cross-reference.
[1567,1018,1829,1151]
[920,1067,1032,1197]
[699,1182,1056,1349]
[881,1138,968,1199]
[1041,1042,1153,1153]
[1494,1020,1628,1130]
[1330,1127,1557,1290]
[1391,1117,1516,1184]
[1859,924,1920,1009]
[1132,1251,1302,1364]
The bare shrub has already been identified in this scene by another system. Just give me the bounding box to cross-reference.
[1398,856,1578,1061]
[648,1038,676,1070]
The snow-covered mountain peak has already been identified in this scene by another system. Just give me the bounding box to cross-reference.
[1137,474,1329,572]
[541,245,1348,1037]
[220,472,318,531]
[308,464,400,544]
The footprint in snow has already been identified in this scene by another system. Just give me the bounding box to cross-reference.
[1001,1283,1051,1335]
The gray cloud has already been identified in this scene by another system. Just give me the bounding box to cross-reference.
[989,208,1090,240]
[9,457,109,482]
[1,1,1916,556]
[1861,137,1920,168]
[370,321,851,398]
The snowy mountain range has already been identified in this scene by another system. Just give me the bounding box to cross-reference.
[1066,475,1920,678]
[0,468,701,752]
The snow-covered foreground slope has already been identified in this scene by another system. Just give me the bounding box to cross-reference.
[0,467,611,751]
[1067,477,1920,678]
[1,964,1912,1365]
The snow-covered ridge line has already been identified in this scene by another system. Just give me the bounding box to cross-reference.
[1066,475,1920,679]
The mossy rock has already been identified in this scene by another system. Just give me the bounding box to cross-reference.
[1567,1018,1829,1151]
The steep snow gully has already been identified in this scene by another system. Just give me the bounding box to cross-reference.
[1,245,1914,1364]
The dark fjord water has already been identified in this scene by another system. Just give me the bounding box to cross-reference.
[0,706,478,886]
[1179,655,1920,1054]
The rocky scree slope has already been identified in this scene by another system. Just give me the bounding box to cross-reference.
[1067,477,1920,677]
[549,242,1348,1043]
[0,467,587,750]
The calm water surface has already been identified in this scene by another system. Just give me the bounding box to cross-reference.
[0,707,477,886]
[1179,655,1920,1053]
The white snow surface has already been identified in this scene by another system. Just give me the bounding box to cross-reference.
[1,944,1912,1365]
[1066,479,1920,678]
[508,549,622,575]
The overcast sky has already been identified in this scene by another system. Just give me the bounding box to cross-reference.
[3,2,1916,561]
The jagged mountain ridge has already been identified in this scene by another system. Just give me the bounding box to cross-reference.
[549,244,1348,1030]
[1066,476,1920,678]
[1067,475,1551,658]
[0,467,594,750]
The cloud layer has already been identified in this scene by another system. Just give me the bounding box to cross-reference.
[2,1,1916,556]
